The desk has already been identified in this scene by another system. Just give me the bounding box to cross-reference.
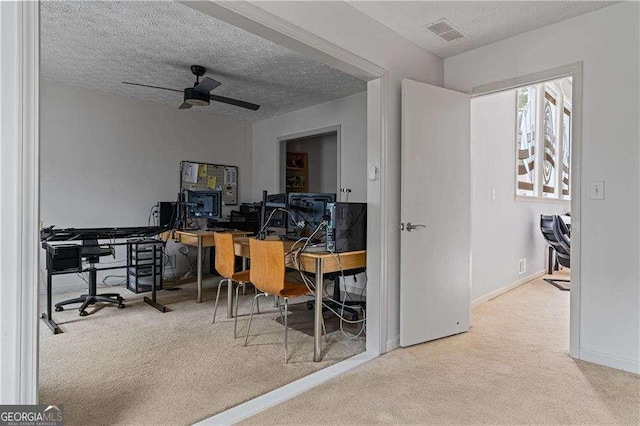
[172,230,251,316]
[234,237,366,362]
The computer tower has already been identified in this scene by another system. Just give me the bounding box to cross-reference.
[158,201,177,228]
[326,202,367,252]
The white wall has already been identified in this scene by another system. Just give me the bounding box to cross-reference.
[286,133,338,194]
[40,80,252,291]
[446,2,639,372]
[253,91,366,201]
[471,90,568,303]
[248,1,445,351]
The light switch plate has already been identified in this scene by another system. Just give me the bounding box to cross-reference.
[590,181,605,200]
[367,165,379,181]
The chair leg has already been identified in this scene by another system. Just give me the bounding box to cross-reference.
[255,286,260,314]
[243,293,260,347]
[277,297,284,324]
[322,316,328,342]
[284,297,289,364]
[234,283,241,338]
[212,278,227,324]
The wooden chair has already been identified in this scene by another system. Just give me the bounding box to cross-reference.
[212,232,258,338]
[244,238,314,363]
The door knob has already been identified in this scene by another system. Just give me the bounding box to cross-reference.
[405,222,426,232]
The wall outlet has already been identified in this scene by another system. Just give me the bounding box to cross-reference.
[518,258,527,275]
[491,188,496,201]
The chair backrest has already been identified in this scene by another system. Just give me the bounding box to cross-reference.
[213,232,236,279]
[540,215,571,268]
[249,238,285,295]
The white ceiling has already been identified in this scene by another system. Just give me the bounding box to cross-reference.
[40,1,366,122]
[347,1,618,58]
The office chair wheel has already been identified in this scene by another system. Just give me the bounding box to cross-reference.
[55,306,64,312]
[118,303,125,309]
[79,310,88,317]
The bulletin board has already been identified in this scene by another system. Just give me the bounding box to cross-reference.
[180,160,238,206]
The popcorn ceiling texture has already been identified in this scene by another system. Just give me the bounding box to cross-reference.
[40,1,367,122]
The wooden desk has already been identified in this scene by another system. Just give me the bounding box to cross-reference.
[234,237,366,362]
[172,230,251,313]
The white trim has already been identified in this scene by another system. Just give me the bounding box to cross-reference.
[194,351,377,425]
[179,1,384,81]
[386,336,400,352]
[0,0,39,404]
[471,62,583,359]
[514,195,571,205]
[579,348,640,375]
[277,125,342,195]
[471,270,546,309]
[471,63,580,98]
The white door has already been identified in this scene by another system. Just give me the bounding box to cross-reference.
[400,79,471,347]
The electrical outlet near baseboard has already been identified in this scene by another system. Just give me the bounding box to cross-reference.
[518,258,527,275]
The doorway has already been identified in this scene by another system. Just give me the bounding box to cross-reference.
[467,65,582,358]
[279,127,340,195]
[470,76,573,309]
[398,63,582,357]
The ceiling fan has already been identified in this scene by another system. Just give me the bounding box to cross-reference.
[122,65,260,111]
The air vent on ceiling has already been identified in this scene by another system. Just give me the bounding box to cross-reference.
[423,18,466,42]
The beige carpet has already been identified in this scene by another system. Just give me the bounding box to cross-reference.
[38,278,365,425]
[242,276,640,425]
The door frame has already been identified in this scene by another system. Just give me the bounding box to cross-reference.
[470,62,583,358]
[3,0,391,413]
[277,125,342,195]
[0,0,40,404]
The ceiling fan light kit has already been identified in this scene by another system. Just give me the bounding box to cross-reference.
[183,88,210,107]
[122,64,260,111]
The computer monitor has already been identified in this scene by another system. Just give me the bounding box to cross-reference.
[186,190,222,220]
[264,193,288,228]
[287,193,336,229]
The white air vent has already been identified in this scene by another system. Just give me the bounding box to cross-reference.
[423,18,466,42]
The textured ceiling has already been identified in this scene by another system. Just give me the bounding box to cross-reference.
[40,1,366,122]
[347,1,618,58]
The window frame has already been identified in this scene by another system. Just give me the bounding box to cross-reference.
[514,79,571,203]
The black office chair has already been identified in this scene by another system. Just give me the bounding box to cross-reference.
[540,215,570,290]
[55,239,125,316]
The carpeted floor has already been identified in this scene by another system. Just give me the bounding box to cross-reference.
[242,275,640,425]
[38,277,365,425]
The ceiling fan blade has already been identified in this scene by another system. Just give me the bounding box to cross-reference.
[122,82,183,93]
[210,94,260,111]
[178,102,192,110]
[193,77,221,94]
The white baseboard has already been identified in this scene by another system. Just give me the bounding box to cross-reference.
[195,351,377,425]
[579,348,640,374]
[386,335,400,352]
[471,269,546,309]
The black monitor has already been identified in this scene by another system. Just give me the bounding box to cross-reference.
[265,193,288,228]
[186,190,222,220]
[287,193,336,229]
